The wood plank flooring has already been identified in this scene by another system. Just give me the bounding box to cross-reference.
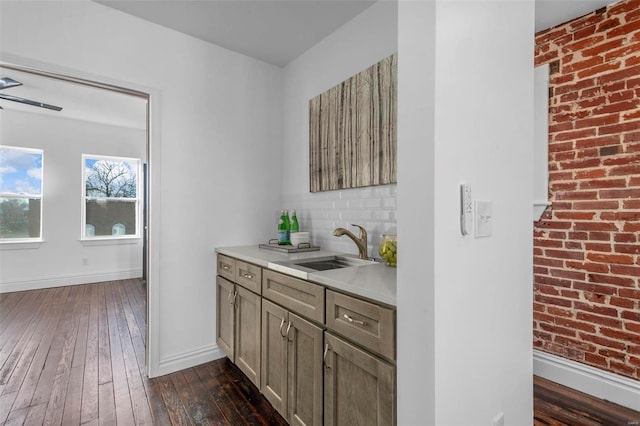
[1,279,639,425]
[0,280,286,425]
[534,375,640,426]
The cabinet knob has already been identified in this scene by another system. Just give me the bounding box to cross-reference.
[222,264,230,270]
[343,313,367,327]
[243,273,253,279]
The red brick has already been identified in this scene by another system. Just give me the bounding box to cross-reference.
[578,62,623,79]
[623,200,640,209]
[555,128,598,142]
[548,306,575,318]
[536,294,573,308]
[566,261,610,273]
[584,352,609,368]
[610,264,640,276]
[579,178,626,189]
[535,256,565,268]
[602,153,640,165]
[614,243,640,254]
[568,231,589,240]
[551,182,578,192]
[608,89,637,103]
[539,322,577,337]
[559,158,602,170]
[587,252,634,264]
[576,311,622,328]
[610,296,636,309]
[613,233,637,243]
[556,191,598,200]
[588,273,635,287]
[575,115,620,130]
[622,310,640,322]
[593,100,640,116]
[537,275,573,288]
[584,242,611,252]
[573,282,618,296]
[601,212,640,221]
[588,232,611,241]
[601,327,640,343]
[599,188,640,198]
[609,361,636,377]
[579,332,628,350]
[573,221,619,231]
[606,18,640,38]
[619,288,640,300]
[546,249,585,261]
[574,301,619,318]
[565,241,583,250]
[599,120,640,135]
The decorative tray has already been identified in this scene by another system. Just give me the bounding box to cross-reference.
[259,240,320,253]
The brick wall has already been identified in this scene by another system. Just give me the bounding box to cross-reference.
[533,0,640,379]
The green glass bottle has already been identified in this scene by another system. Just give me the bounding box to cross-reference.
[282,210,291,244]
[277,210,288,245]
[291,209,299,234]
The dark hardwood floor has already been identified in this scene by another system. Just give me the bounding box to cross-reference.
[534,375,640,426]
[0,279,286,425]
[1,279,638,425]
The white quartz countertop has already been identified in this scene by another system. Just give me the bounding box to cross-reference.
[216,245,396,307]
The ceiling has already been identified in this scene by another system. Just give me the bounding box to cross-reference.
[94,0,616,68]
[0,0,615,127]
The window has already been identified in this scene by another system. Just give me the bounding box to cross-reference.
[0,146,44,241]
[82,155,140,239]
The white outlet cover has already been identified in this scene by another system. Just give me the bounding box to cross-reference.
[474,200,492,238]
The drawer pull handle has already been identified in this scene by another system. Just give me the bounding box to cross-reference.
[279,317,286,338]
[323,344,331,369]
[222,264,230,271]
[243,273,253,279]
[343,313,367,327]
[285,322,292,341]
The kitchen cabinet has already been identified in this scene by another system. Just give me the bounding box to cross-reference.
[323,332,395,426]
[261,298,323,426]
[215,248,396,426]
[216,255,262,388]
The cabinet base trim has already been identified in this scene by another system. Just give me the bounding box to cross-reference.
[533,349,640,411]
[157,343,226,376]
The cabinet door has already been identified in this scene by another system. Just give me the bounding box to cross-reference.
[235,286,261,388]
[287,313,323,426]
[216,276,235,360]
[324,332,395,426]
[261,299,288,418]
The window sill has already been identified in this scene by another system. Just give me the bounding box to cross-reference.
[0,240,44,250]
[81,237,141,246]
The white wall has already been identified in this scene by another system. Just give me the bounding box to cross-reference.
[0,110,146,292]
[281,2,398,258]
[398,1,535,424]
[0,0,283,376]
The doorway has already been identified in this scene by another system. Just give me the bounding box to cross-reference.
[0,62,152,374]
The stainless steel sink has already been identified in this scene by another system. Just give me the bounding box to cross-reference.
[293,256,371,271]
[268,255,377,279]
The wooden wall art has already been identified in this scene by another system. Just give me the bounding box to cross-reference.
[309,53,397,192]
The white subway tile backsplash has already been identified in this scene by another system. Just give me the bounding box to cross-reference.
[283,183,397,259]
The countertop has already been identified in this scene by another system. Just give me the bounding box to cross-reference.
[216,245,396,307]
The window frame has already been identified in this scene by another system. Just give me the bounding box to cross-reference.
[0,145,44,243]
[81,154,141,241]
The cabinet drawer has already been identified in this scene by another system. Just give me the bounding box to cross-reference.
[326,290,395,361]
[235,260,262,294]
[217,254,236,282]
[262,269,324,324]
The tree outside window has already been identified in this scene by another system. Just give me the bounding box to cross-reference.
[0,146,43,241]
[82,155,140,238]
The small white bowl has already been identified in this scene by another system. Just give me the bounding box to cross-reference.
[290,232,310,247]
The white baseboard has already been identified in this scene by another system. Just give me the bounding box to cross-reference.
[533,349,640,411]
[154,343,226,378]
[0,269,143,293]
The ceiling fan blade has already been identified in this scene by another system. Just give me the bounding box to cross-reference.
[0,77,23,90]
[0,93,63,111]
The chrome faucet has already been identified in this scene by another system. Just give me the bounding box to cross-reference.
[333,224,368,259]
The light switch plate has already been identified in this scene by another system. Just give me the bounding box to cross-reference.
[474,200,492,238]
